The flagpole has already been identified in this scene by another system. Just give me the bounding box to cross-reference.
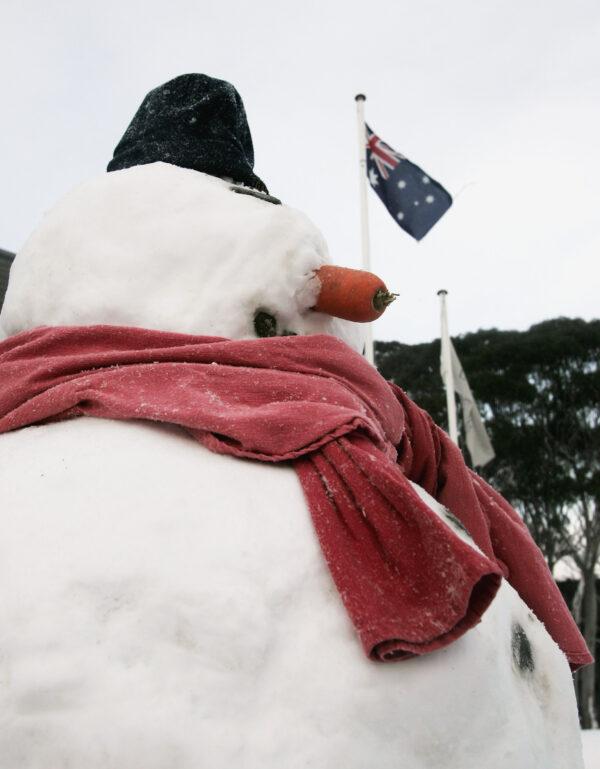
[355,93,374,365]
[437,289,459,444]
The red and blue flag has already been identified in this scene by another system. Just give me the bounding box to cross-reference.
[366,125,452,241]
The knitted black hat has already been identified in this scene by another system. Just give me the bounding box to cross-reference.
[107,73,267,193]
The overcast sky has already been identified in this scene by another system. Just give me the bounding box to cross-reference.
[2,0,599,343]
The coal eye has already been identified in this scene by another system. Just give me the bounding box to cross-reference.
[254,310,278,337]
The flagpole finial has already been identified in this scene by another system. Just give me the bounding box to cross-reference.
[355,93,366,102]
[437,289,448,296]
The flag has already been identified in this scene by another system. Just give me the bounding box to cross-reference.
[440,339,495,468]
[366,124,452,241]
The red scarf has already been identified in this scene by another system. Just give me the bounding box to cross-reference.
[0,325,591,669]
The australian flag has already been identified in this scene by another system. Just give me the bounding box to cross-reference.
[366,124,452,241]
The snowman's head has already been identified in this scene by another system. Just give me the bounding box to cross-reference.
[0,162,363,351]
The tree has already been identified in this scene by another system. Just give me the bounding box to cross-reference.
[376,318,600,726]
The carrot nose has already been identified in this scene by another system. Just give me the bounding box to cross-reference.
[312,265,397,323]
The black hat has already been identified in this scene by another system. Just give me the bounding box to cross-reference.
[107,73,267,193]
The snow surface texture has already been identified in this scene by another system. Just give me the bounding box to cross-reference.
[0,162,362,350]
[0,419,584,769]
[581,729,600,769]
[0,162,584,767]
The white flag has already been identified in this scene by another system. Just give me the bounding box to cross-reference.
[440,339,495,467]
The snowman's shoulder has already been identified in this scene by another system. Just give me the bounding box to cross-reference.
[0,417,306,524]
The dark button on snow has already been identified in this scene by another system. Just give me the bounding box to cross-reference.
[511,623,535,674]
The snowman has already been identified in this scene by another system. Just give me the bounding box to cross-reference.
[0,74,589,769]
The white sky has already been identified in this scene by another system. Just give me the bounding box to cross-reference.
[2,0,599,343]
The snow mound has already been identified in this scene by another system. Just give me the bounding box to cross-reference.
[0,417,584,769]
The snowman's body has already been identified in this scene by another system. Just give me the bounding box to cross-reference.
[0,164,584,768]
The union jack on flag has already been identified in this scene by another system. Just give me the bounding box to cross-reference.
[366,124,452,241]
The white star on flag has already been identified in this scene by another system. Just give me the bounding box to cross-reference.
[368,168,379,186]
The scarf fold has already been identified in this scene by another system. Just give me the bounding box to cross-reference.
[0,325,591,669]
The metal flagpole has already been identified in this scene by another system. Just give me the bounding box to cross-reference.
[437,289,459,444]
[354,93,374,365]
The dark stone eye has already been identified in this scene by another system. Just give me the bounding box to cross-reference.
[254,311,278,338]
[511,623,534,674]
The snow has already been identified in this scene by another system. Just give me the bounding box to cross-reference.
[582,730,600,769]
[0,417,584,768]
[0,161,586,767]
[0,162,362,352]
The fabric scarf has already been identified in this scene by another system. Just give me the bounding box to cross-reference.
[0,325,591,669]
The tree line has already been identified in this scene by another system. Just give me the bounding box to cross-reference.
[375,317,600,727]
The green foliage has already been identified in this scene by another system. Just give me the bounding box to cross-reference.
[375,318,600,571]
